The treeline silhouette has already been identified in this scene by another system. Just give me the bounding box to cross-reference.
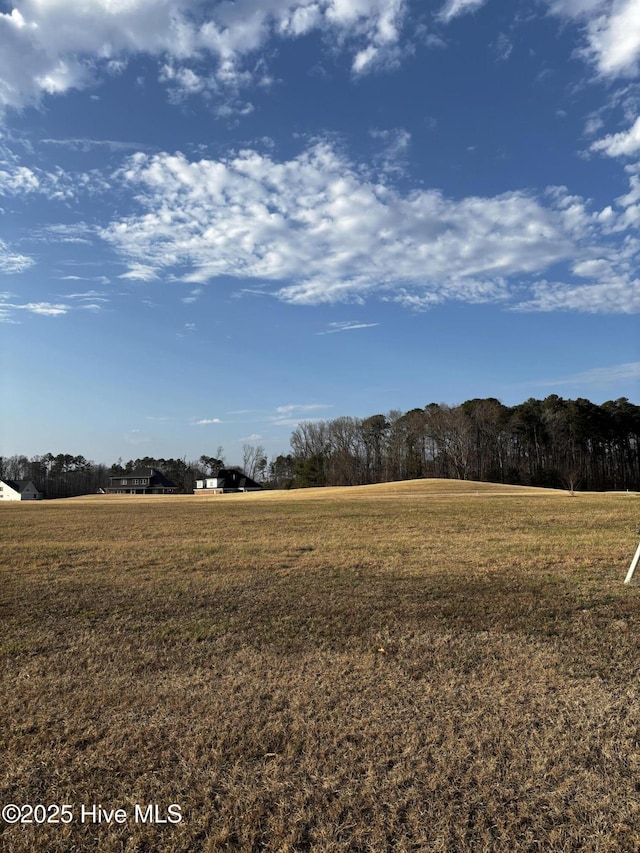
[2,396,639,497]
[0,454,213,499]
[270,396,640,492]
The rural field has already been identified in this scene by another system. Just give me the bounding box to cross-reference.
[1,480,639,853]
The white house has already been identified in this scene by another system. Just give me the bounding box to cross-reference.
[0,479,43,501]
[195,477,224,494]
[194,468,262,494]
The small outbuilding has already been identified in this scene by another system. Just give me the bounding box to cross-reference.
[194,468,262,494]
[0,479,43,501]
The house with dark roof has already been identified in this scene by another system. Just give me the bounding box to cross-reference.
[106,467,177,495]
[194,467,262,494]
[0,479,43,501]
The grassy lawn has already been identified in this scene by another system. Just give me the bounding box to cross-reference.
[1,481,639,852]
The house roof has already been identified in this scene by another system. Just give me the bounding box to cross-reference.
[1,479,41,493]
[117,467,158,478]
[216,468,262,490]
[109,468,176,487]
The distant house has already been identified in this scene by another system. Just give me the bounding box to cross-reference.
[106,467,176,495]
[0,479,43,501]
[194,468,262,494]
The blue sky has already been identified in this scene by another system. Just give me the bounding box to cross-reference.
[1,0,639,466]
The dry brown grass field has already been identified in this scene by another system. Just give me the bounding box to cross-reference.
[1,480,639,853]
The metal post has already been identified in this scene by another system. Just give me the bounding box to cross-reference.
[625,541,640,584]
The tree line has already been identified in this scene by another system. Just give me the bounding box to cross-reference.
[270,396,640,492]
[0,454,212,499]
[2,396,638,497]
[0,444,273,499]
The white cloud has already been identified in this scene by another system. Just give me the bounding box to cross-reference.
[382,277,511,310]
[547,1,603,14]
[513,179,640,312]
[18,301,69,316]
[0,164,39,193]
[616,164,640,206]
[100,141,611,309]
[41,137,150,152]
[195,417,222,425]
[494,32,513,62]
[387,289,442,310]
[584,113,605,136]
[118,263,159,282]
[0,285,112,321]
[370,127,411,174]
[437,0,488,24]
[182,286,203,304]
[352,44,379,73]
[571,258,613,277]
[548,0,640,79]
[0,239,34,273]
[591,115,640,156]
[0,0,410,112]
[0,162,100,202]
[275,404,330,415]
[318,320,380,333]
[35,223,96,244]
[583,0,640,78]
[63,289,110,300]
[0,294,72,322]
[514,278,640,313]
[63,288,109,302]
[541,360,640,387]
[270,404,332,426]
